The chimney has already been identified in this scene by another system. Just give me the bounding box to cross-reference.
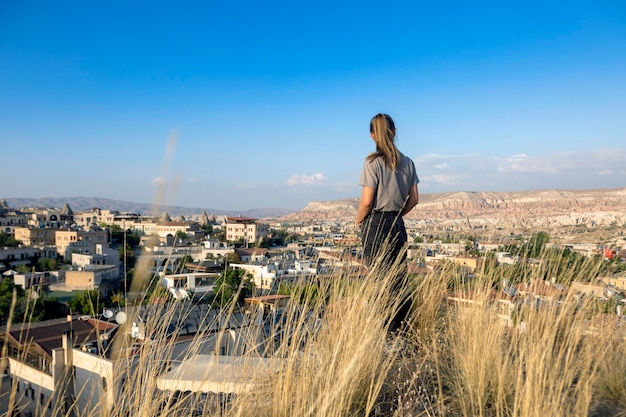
[58,329,75,411]
[62,330,73,366]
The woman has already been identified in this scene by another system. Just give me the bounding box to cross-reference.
[355,113,419,331]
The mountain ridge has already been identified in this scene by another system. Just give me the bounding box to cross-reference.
[281,187,626,229]
[2,196,293,219]
[4,188,626,228]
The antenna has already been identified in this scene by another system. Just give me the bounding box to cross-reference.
[115,311,127,324]
[103,309,114,319]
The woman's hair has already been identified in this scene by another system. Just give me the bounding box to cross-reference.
[367,113,401,170]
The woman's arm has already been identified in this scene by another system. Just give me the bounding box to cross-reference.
[355,186,375,226]
[400,184,419,216]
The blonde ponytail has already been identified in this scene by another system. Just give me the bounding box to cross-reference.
[367,113,400,170]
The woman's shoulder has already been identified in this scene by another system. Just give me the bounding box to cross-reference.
[399,152,414,164]
[364,153,382,165]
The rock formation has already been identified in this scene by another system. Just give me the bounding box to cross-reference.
[281,188,626,230]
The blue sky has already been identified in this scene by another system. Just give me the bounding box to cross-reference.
[1,1,625,211]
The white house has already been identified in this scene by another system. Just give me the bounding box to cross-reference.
[230,264,277,292]
[160,272,218,299]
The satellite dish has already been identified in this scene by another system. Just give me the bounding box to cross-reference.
[115,312,127,324]
[103,309,114,319]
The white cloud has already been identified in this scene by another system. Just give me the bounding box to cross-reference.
[422,173,463,185]
[413,147,626,193]
[286,173,328,186]
[496,154,559,174]
[152,176,167,186]
[596,170,613,176]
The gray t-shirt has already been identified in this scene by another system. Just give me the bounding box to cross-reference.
[359,152,419,212]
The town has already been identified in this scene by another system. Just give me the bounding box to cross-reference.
[1,199,625,416]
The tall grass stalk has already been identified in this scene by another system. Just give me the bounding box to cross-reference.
[229,264,407,417]
[4,237,626,417]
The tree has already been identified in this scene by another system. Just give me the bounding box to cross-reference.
[125,230,141,247]
[0,278,25,324]
[38,258,58,271]
[105,225,140,247]
[110,291,126,307]
[212,230,225,242]
[106,224,124,244]
[16,265,30,274]
[278,282,320,304]
[211,268,253,307]
[176,254,193,273]
[224,252,242,265]
[259,237,271,249]
[68,290,102,316]
[175,230,188,244]
[119,242,137,269]
[0,232,20,247]
[28,295,68,322]
[528,231,549,258]
[507,231,550,259]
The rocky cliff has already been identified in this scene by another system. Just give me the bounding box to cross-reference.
[281,188,626,230]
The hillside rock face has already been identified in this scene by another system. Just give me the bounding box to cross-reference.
[281,188,626,230]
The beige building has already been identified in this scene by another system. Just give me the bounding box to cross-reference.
[0,205,28,235]
[65,265,119,291]
[155,221,200,238]
[127,220,202,243]
[0,245,58,270]
[13,270,64,290]
[24,205,73,228]
[71,244,120,269]
[14,227,58,246]
[225,216,270,245]
[55,229,108,259]
[74,208,143,230]
[599,275,626,291]
[452,256,481,271]
[73,208,118,227]
[569,281,609,298]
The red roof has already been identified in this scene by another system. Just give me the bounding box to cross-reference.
[6,317,115,357]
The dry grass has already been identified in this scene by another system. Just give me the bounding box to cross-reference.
[3,246,626,417]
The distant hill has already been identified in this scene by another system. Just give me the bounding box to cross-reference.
[3,196,294,219]
[6,188,626,229]
[281,188,626,230]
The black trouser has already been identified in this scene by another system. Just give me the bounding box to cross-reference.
[361,211,411,333]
